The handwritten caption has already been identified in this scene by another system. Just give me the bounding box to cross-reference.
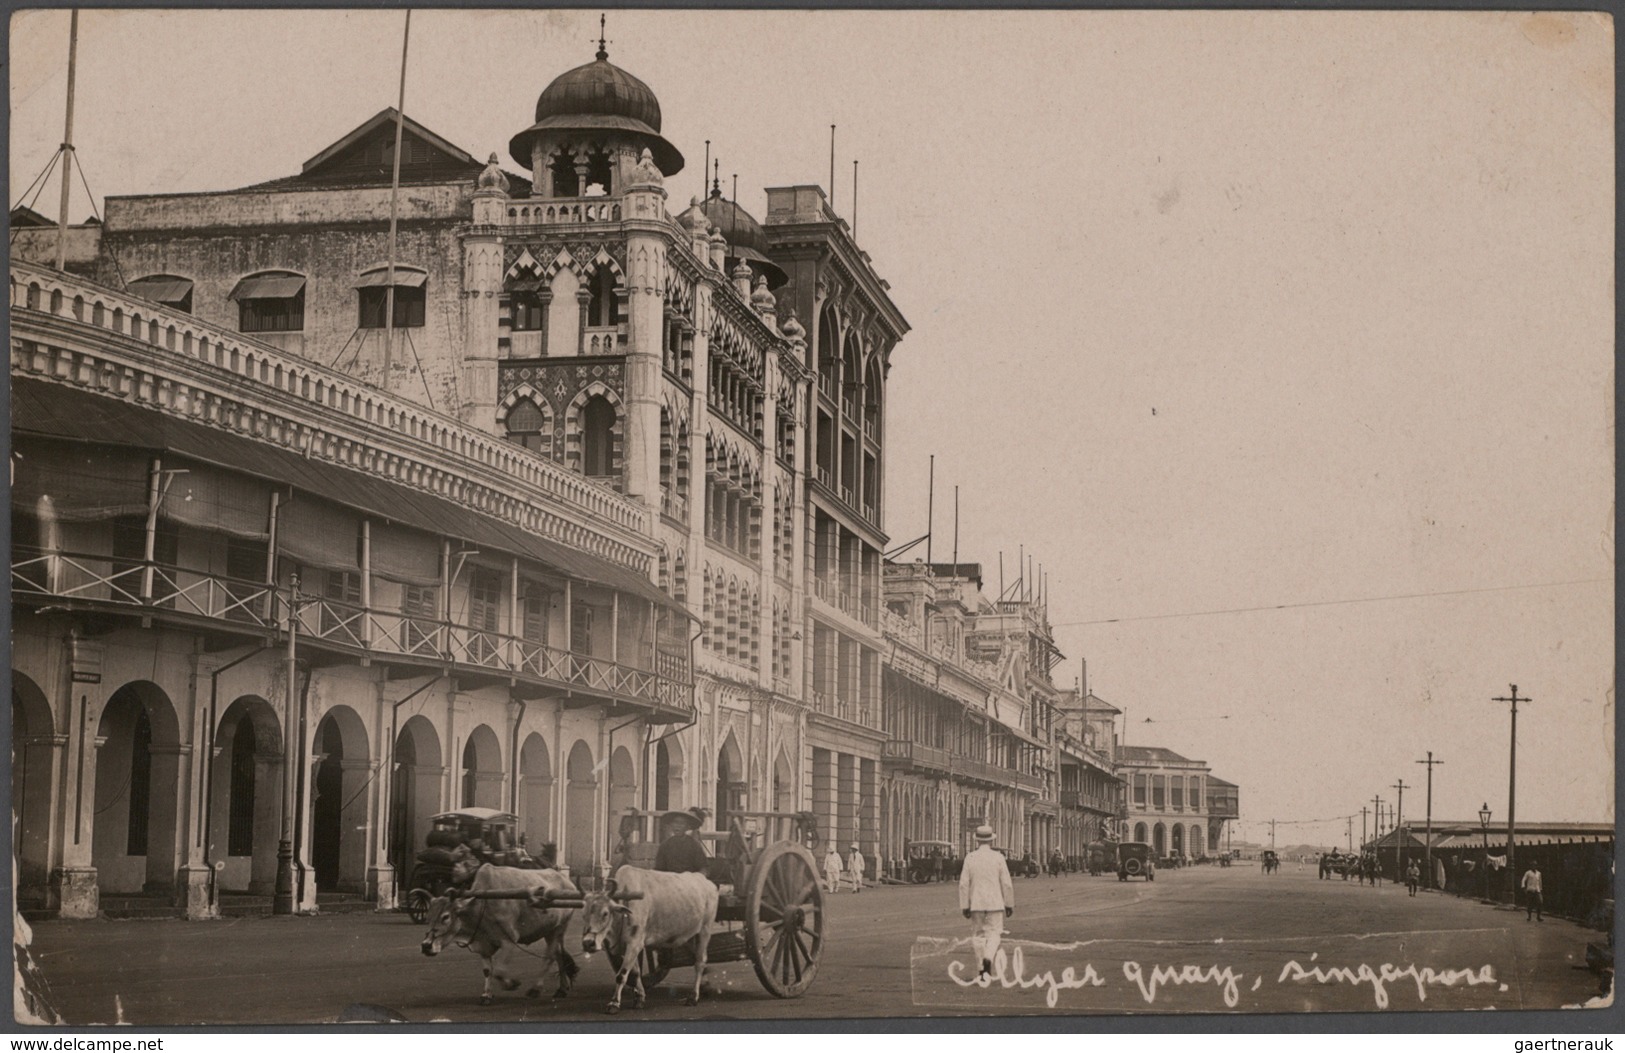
[912,937,1513,1012]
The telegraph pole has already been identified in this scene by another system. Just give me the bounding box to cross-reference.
[1360,806,1368,850]
[1416,752,1443,889]
[1492,685,1530,903]
[1391,779,1409,875]
[1269,819,1276,851]
[1346,816,1352,853]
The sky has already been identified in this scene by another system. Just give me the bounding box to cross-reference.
[10,9,1614,849]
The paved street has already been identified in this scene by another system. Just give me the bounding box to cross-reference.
[27,864,1607,1024]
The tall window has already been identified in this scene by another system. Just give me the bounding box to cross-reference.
[586,268,621,328]
[581,396,616,477]
[549,150,579,197]
[521,584,549,645]
[232,272,306,333]
[468,569,501,662]
[322,570,362,644]
[358,283,426,328]
[227,721,257,855]
[570,601,594,655]
[511,290,544,331]
[505,398,548,455]
[401,585,439,652]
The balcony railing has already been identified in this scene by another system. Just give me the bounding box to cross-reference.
[581,325,623,356]
[883,739,1044,794]
[808,691,875,727]
[1060,790,1118,814]
[12,548,693,713]
[10,262,651,562]
[809,575,876,628]
[502,199,622,225]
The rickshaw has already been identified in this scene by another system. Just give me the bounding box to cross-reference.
[903,840,955,883]
[403,807,549,923]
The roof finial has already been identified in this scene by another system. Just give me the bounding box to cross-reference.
[595,13,608,61]
[711,159,721,199]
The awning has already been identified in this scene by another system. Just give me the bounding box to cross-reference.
[356,267,428,289]
[126,277,193,305]
[11,377,687,617]
[229,274,306,301]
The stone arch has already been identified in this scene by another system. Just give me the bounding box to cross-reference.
[564,739,597,876]
[654,735,684,811]
[607,745,637,843]
[311,705,370,893]
[461,724,504,809]
[1171,823,1184,857]
[772,746,794,812]
[498,384,556,457]
[715,730,745,828]
[12,671,56,900]
[1134,821,1148,844]
[519,731,553,851]
[391,715,443,881]
[1152,822,1167,858]
[564,381,624,479]
[93,681,183,895]
[211,695,283,894]
[1190,824,1203,858]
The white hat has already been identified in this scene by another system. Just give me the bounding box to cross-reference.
[974,825,996,843]
[850,842,859,849]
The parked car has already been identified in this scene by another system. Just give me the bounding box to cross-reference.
[1117,841,1156,881]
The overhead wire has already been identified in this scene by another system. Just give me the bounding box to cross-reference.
[1051,577,1609,630]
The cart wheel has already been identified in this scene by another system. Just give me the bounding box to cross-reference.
[406,889,431,924]
[744,842,824,998]
[606,947,670,989]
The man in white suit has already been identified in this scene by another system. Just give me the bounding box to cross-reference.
[959,825,1015,978]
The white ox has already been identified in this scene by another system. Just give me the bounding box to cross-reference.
[579,866,718,1013]
[420,857,580,1005]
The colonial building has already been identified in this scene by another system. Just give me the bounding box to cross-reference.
[1204,775,1240,854]
[877,562,1051,870]
[1053,689,1125,864]
[1116,744,1236,861]
[10,37,906,917]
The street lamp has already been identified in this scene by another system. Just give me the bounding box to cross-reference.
[1478,802,1492,904]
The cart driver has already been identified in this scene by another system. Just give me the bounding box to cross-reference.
[654,807,711,874]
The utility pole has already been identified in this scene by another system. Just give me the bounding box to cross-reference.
[1492,685,1530,903]
[1391,779,1409,875]
[1416,752,1443,889]
[274,573,302,915]
[1346,816,1352,853]
[1269,819,1276,850]
[1360,806,1368,849]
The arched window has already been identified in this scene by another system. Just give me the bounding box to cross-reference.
[549,150,579,197]
[817,306,839,398]
[505,398,548,454]
[583,147,613,196]
[230,271,305,333]
[864,356,883,437]
[581,396,616,477]
[586,267,620,328]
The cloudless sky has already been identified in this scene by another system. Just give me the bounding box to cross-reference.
[11,9,1613,848]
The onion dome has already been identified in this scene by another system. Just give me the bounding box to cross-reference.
[751,275,776,313]
[508,44,684,176]
[476,153,510,194]
[781,312,805,342]
[677,190,788,288]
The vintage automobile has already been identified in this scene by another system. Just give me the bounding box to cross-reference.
[903,840,956,883]
[1117,841,1156,881]
[403,807,551,922]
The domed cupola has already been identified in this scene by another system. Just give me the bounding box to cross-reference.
[676,182,788,289]
[509,25,684,196]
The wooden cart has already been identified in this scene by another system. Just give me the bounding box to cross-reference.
[608,808,826,998]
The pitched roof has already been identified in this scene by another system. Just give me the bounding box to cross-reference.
[1117,744,1206,766]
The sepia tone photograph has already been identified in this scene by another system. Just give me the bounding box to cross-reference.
[7,6,1614,1026]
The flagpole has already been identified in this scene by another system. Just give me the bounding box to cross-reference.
[382,10,411,392]
[55,10,80,272]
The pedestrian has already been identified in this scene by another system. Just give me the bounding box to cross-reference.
[1318,854,1329,880]
[653,807,710,875]
[1522,863,1544,921]
[959,824,1015,979]
[823,844,843,894]
[1406,860,1420,897]
[846,842,866,893]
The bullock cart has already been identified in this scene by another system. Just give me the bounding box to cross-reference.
[605,808,827,999]
[404,808,546,923]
